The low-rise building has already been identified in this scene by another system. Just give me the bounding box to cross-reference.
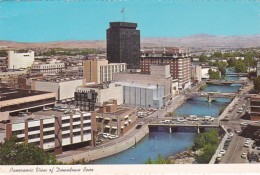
[0,70,27,80]
[31,59,65,76]
[96,100,137,136]
[0,88,55,116]
[1,110,96,154]
[75,82,123,108]
[32,76,83,102]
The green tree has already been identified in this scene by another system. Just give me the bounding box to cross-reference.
[253,76,260,92]
[199,54,207,62]
[145,155,171,164]
[208,69,221,80]
[234,61,247,73]
[0,136,61,165]
[213,52,222,58]
[193,129,219,164]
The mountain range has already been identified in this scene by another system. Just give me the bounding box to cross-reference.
[0,34,259,49]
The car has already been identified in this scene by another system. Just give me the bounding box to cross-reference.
[240,122,248,126]
[241,153,247,159]
[244,143,250,147]
[43,107,52,111]
[235,129,242,134]
[228,132,234,137]
[102,133,110,139]
[219,149,226,155]
[177,118,187,123]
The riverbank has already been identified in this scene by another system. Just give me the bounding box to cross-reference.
[57,124,149,163]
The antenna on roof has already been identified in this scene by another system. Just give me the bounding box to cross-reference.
[121,7,125,22]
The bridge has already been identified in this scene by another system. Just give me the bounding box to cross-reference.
[186,92,237,102]
[206,80,246,85]
[148,121,219,133]
[225,73,248,77]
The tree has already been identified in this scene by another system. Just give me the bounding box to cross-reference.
[208,69,221,80]
[253,76,260,92]
[145,155,171,164]
[234,61,247,73]
[213,52,222,58]
[199,54,207,62]
[193,129,219,164]
[0,136,61,165]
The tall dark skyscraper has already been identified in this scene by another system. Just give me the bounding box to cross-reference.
[106,22,140,69]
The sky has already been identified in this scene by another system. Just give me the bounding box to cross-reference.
[0,0,259,42]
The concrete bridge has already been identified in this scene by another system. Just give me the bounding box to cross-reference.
[186,92,237,102]
[206,80,246,85]
[225,73,248,77]
[148,122,219,134]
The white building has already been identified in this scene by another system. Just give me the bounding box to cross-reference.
[118,82,165,109]
[76,82,123,106]
[32,77,83,102]
[31,59,65,75]
[8,50,34,69]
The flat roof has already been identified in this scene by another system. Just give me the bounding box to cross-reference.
[0,88,51,102]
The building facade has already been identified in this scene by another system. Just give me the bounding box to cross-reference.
[32,77,83,102]
[75,82,123,108]
[106,22,140,69]
[114,64,172,103]
[250,95,260,121]
[31,59,65,75]
[8,50,34,69]
[140,48,191,90]
[3,111,96,154]
[119,82,165,109]
[83,56,126,84]
[0,70,27,80]
[257,61,260,77]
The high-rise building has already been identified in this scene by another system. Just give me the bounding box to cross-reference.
[140,48,191,90]
[106,22,140,69]
[7,50,35,69]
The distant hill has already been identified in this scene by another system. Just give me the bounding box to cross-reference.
[0,34,259,49]
[141,34,260,48]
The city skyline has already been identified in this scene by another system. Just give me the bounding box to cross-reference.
[0,0,259,42]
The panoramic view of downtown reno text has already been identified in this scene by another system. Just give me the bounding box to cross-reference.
[0,0,260,166]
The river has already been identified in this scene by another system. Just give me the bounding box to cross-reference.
[89,69,242,164]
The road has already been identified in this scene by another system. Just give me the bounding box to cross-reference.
[219,81,254,164]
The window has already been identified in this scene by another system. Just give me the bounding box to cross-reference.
[62,133,70,138]
[83,123,91,127]
[43,138,54,143]
[43,123,54,128]
[43,130,54,136]
[28,126,40,132]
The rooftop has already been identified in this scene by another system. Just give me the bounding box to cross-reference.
[34,76,83,83]
[0,88,51,102]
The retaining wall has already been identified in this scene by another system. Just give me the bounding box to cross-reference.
[58,124,149,163]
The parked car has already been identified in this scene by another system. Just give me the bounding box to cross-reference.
[241,153,247,159]
[219,149,226,155]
